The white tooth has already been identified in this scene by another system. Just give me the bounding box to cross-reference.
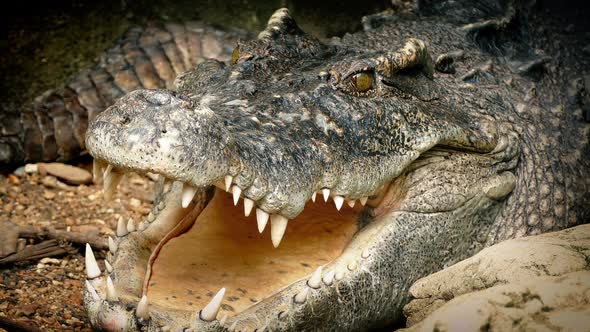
[108,236,118,254]
[311,192,317,202]
[106,275,118,301]
[161,326,170,332]
[85,243,101,279]
[136,295,149,319]
[307,266,323,289]
[347,261,357,271]
[182,183,197,208]
[360,197,368,206]
[323,270,335,285]
[103,164,113,179]
[347,199,356,208]
[92,159,104,183]
[333,196,344,210]
[138,221,146,231]
[85,280,100,301]
[232,185,241,205]
[362,248,370,258]
[228,321,237,332]
[105,260,113,273]
[224,175,233,192]
[127,218,136,232]
[116,217,127,237]
[294,287,309,303]
[270,215,288,248]
[200,287,226,321]
[256,209,269,233]
[322,188,330,202]
[219,314,228,326]
[335,270,345,281]
[147,212,155,222]
[244,198,254,217]
[103,166,123,201]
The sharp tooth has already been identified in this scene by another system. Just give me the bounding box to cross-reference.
[92,159,105,183]
[244,198,254,217]
[103,164,113,179]
[182,183,197,208]
[335,270,345,280]
[347,199,356,208]
[147,212,155,222]
[108,236,118,254]
[136,295,149,319]
[322,188,330,202]
[362,248,370,258]
[105,260,113,273]
[116,217,127,237]
[294,287,309,304]
[360,197,368,205]
[103,165,124,201]
[219,314,228,326]
[323,270,335,286]
[106,275,118,301]
[228,321,237,332]
[333,196,344,210]
[347,261,357,271]
[224,175,233,192]
[311,192,316,202]
[200,287,226,321]
[85,243,101,279]
[270,215,288,248]
[127,218,136,232]
[256,209,269,233]
[232,185,241,205]
[85,280,100,301]
[307,266,323,289]
[138,221,146,231]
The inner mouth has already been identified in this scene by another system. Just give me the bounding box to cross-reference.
[93,159,392,323]
[149,186,362,316]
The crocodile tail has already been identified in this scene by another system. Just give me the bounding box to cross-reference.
[0,22,249,165]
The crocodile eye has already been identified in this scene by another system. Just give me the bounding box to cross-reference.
[231,46,240,65]
[351,72,373,92]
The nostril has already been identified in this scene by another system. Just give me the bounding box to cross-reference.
[121,116,131,125]
[161,129,167,134]
[142,90,172,106]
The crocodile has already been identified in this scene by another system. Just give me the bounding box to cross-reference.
[80,2,590,331]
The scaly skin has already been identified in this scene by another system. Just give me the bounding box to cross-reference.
[0,22,251,165]
[83,3,589,332]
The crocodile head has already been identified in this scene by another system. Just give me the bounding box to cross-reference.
[84,9,519,331]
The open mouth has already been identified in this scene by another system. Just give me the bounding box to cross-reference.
[84,159,396,331]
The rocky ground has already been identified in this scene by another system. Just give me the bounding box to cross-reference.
[0,161,156,331]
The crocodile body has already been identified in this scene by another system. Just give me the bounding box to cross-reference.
[56,1,590,331]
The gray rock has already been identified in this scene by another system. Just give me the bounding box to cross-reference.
[402,224,590,331]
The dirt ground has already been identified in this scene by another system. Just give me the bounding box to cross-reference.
[0,161,156,331]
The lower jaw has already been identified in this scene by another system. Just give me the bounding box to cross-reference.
[85,178,375,331]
